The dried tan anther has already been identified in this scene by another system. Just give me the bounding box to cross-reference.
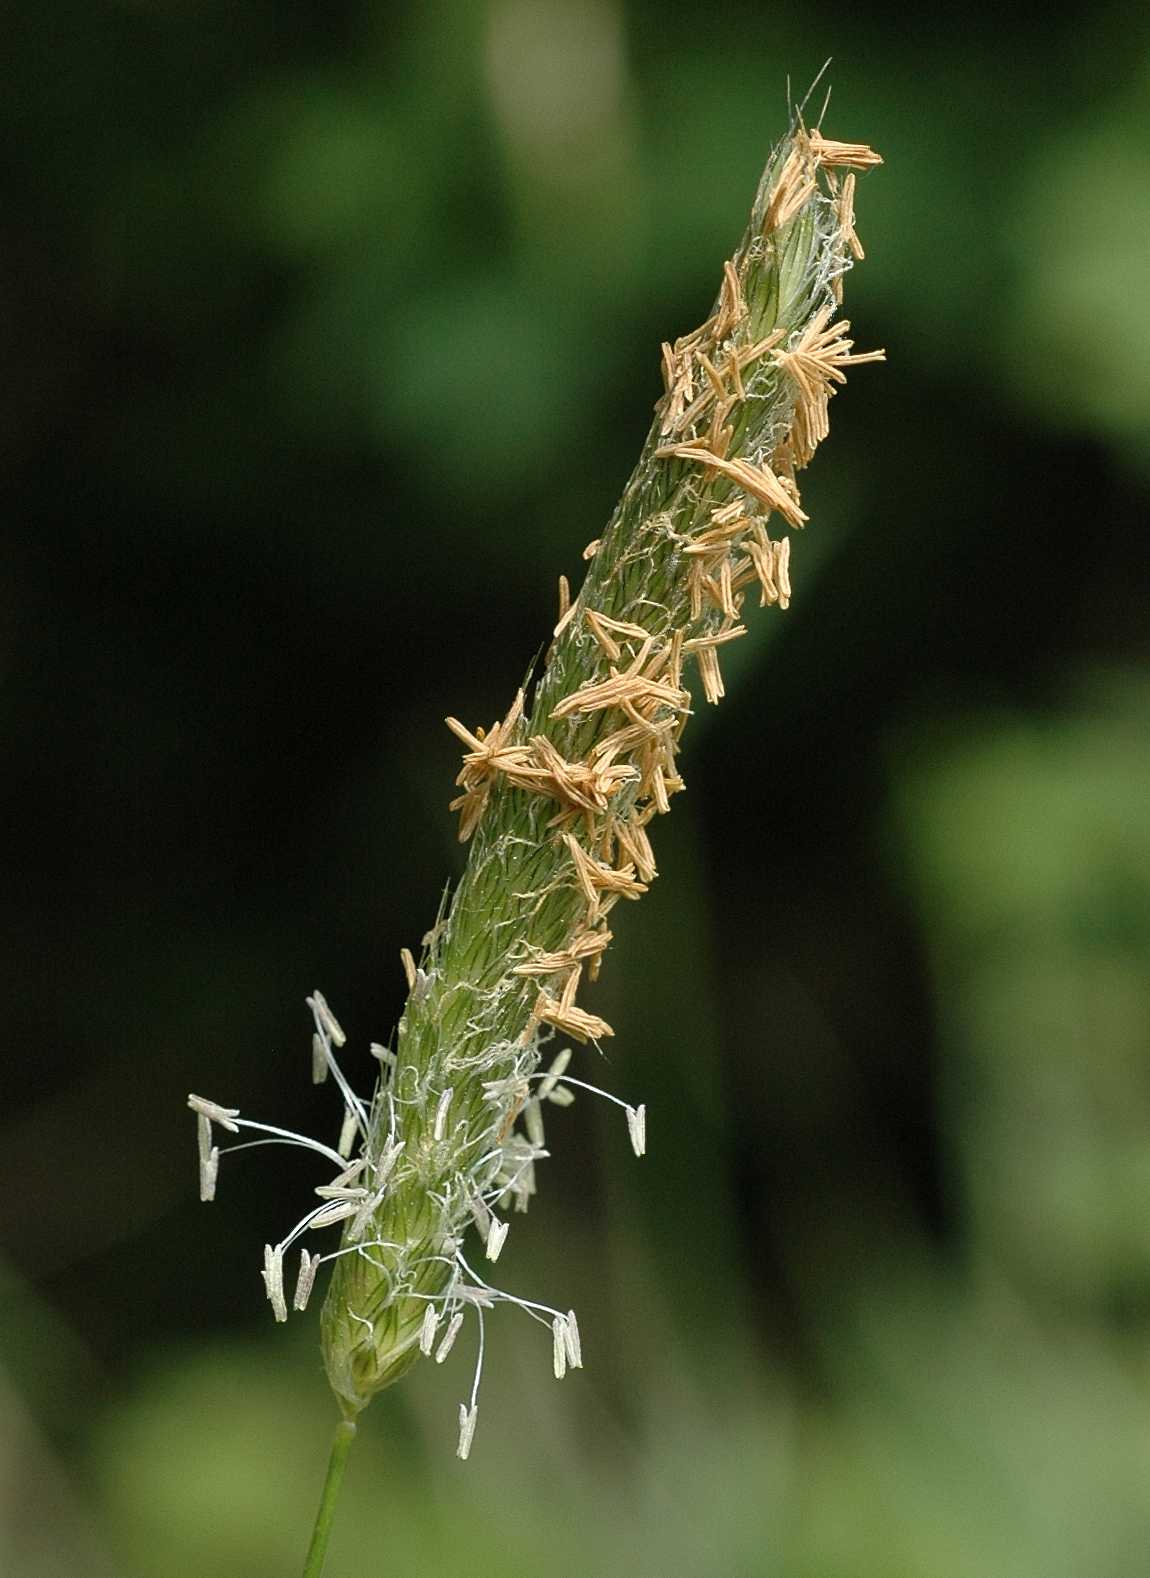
[611,817,658,884]
[659,336,698,436]
[445,688,526,840]
[511,927,613,978]
[714,259,747,342]
[561,831,648,925]
[550,638,690,724]
[655,443,809,529]
[523,735,637,817]
[685,622,748,705]
[532,988,614,1044]
[400,947,417,989]
[742,532,779,607]
[698,353,729,405]
[582,538,600,561]
[683,625,748,655]
[839,172,864,260]
[807,131,883,170]
[775,535,792,607]
[773,304,886,467]
[583,607,650,663]
[763,140,817,232]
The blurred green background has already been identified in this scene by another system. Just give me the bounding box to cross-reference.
[5,2,1150,1574]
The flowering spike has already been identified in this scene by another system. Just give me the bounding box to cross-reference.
[190,114,883,1452]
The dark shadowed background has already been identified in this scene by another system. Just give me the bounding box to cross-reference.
[5,3,1150,1574]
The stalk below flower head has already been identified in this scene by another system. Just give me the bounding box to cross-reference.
[188,115,883,1462]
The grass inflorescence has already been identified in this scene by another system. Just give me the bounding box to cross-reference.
[189,103,883,1570]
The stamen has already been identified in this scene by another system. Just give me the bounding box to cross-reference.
[338,1107,358,1159]
[222,1118,345,1172]
[433,1088,453,1142]
[564,1309,583,1369]
[262,1243,288,1322]
[309,1199,362,1231]
[311,1032,328,1085]
[538,1048,572,1099]
[523,1097,545,1148]
[436,1311,464,1363]
[294,1249,320,1311]
[187,1095,240,1132]
[457,1402,478,1461]
[419,1302,439,1356]
[486,1217,509,1262]
[626,1104,647,1157]
[307,990,346,1048]
[199,1144,219,1203]
[307,998,370,1142]
[313,1182,368,1202]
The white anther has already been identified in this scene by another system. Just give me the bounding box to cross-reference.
[293,1250,319,1311]
[485,1217,509,1262]
[187,1094,240,1132]
[307,990,346,1047]
[552,1315,568,1379]
[338,1107,358,1159]
[311,1032,329,1085]
[376,1140,405,1186]
[436,1312,464,1363]
[547,1084,575,1108]
[626,1103,647,1157]
[524,1098,545,1148]
[199,1144,219,1202]
[433,1089,453,1142]
[457,1402,478,1461]
[308,1200,360,1231]
[419,1303,439,1357]
[261,1243,287,1322]
[313,1183,368,1202]
[564,1308,583,1368]
[538,1048,572,1099]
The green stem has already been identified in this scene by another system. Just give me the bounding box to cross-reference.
[301,1418,357,1578]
